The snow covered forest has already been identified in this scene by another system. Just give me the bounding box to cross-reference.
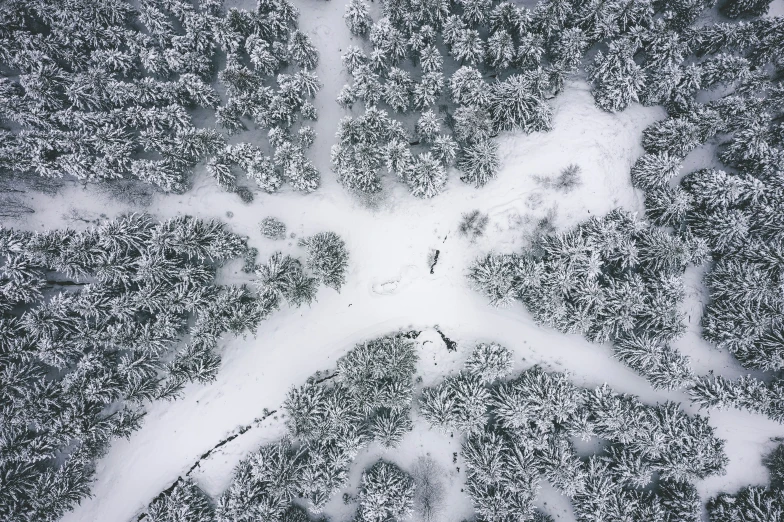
[1,0,784,520]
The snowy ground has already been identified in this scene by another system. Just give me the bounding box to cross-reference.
[8,0,784,520]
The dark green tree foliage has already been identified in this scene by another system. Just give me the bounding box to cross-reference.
[420,359,727,522]
[0,0,320,195]
[0,214,268,522]
[707,443,784,522]
[468,209,697,389]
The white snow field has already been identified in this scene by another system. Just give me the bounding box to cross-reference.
[7,0,782,521]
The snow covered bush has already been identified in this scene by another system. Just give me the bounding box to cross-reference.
[344,0,373,36]
[254,252,318,307]
[464,343,513,382]
[406,153,448,198]
[370,408,414,447]
[630,152,683,190]
[587,40,645,113]
[420,372,490,433]
[299,232,349,291]
[420,360,727,522]
[217,440,303,521]
[356,461,415,522]
[336,334,419,413]
[331,107,408,194]
[260,217,288,240]
[720,0,773,17]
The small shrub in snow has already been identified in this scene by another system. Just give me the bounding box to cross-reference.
[554,164,582,192]
[242,247,259,273]
[260,217,287,240]
[235,186,254,203]
[465,343,513,382]
[458,210,489,242]
[299,232,349,291]
[538,165,582,193]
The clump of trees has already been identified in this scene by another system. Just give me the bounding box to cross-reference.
[605,4,784,425]
[468,209,698,390]
[143,478,215,522]
[260,217,288,240]
[252,230,350,306]
[0,214,352,521]
[0,214,272,522]
[421,352,727,522]
[334,0,565,198]
[0,0,321,197]
[215,333,419,517]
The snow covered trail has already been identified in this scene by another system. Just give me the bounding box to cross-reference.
[12,1,782,520]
